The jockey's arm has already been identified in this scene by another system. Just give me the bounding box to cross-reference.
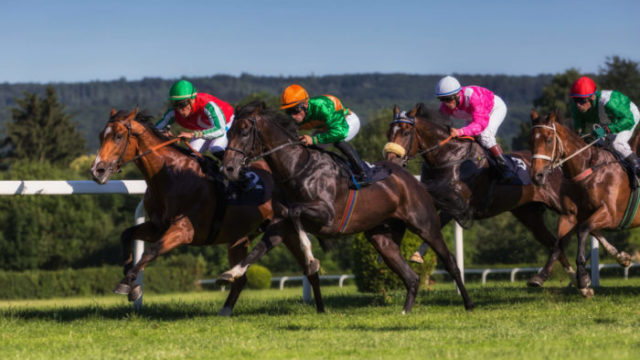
[312,104,349,145]
[604,94,634,133]
[199,102,227,139]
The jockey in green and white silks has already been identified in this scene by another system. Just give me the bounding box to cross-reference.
[155,80,234,158]
[570,76,640,175]
[280,84,371,186]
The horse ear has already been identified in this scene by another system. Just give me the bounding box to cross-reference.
[127,107,138,119]
[110,108,118,118]
[530,109,539,123]
[393,104,399,116]
[407,106,418,118]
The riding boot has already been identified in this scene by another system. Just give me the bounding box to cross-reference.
[211,150,225,161]
[489,144,515,181]
[334,142,372,186]
[624,153,640,188]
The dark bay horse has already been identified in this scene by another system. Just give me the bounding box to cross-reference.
[220,101,474,313]
[530,111,639,296]
[384,104,629,287]
[90,108,325,315]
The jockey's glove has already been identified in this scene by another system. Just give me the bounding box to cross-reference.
[591,126,607,139]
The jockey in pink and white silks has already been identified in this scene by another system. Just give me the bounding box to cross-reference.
[436,75,513,179]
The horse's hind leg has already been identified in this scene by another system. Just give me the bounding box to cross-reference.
[365,224,419,314]
[510,205,573,287]
[409,212,453,264]
[218,237,250,317]
[409,220,474,311]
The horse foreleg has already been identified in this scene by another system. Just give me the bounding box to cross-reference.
[281,227,325,313]
[592,231,632,267]
[113,222,160,296]
[218,237,250,317]
[116,218,194,302]
[365,225,419,314]
[218,218,287,282]
[510,205,572,287]
[289,202,333,275]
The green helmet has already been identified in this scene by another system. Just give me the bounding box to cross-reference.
[168,80,197,102]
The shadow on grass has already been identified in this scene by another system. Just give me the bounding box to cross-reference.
[3,285,638,322]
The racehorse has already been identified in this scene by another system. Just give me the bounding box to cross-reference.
[383,104,630,287]
[90,108,325,315]
[220,101,474,313]
[530,111,638,296]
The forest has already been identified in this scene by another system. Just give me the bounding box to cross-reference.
[0,56,638,277]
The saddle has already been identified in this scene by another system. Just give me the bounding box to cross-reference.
[595,140,640,189]
[484,151,532,185]
[316,147,391,189]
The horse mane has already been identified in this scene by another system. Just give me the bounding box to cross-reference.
[110,109,196,158]
[236,101,299,139]
[412,103,452,135]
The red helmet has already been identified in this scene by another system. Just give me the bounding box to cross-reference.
[570,76,596,98]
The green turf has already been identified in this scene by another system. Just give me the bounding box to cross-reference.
[1,278,639,359]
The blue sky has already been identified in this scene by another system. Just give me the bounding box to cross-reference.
[1,0,638,83]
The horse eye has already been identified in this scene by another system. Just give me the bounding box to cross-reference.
[545,137,552,145]
[115,133,124,141]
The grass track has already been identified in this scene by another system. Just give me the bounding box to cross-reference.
[1,278,640,359]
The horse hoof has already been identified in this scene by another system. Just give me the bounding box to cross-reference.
[113,283,131,295]
[526,275,545,288]
[409,252,424,264]
[465,302,475,311]
[218,307,233,317]
[579,287,594,298]
[128,285,142,302]
[305,259,320,276]
[218,272,236,283]
[617,252,632,267]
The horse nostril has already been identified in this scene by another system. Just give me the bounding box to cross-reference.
[225,166,234,174]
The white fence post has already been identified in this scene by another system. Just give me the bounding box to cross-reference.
[133,200,146,311]
[454,222,464,290]
[590,235,600,287]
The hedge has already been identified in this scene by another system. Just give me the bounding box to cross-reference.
[0,254,207,299]
[351,231,437,293]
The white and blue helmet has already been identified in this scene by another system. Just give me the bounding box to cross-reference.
[435,76,462,97]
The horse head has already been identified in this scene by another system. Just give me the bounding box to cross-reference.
[223,101,267,182]
[383,103,452,167]
[91,108,143,184]
[529,109,561,185]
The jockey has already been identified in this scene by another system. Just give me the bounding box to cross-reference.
[570,76,640,177]
[436,75,513,180]
[280,84,371,186]
[155,79,234,160]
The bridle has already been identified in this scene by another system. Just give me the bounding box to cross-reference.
[531,123,599,171]
[386,112,474,167]
[226,115,304,167]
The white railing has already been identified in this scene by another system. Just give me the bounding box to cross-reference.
[0,180,148,310]
[198,274,355,290]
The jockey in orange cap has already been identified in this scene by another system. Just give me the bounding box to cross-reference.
[281,84,371,187]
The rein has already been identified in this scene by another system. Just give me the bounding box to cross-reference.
[531,123,600,170]
[116,120,203,169]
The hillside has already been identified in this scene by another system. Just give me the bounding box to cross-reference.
[0,73,553,150]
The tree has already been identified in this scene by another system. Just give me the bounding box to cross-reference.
[0,86,86,167]
[598,56,640,103]
[533,68,583,119]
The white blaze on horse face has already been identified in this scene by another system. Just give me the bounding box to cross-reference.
[103,126,112,138]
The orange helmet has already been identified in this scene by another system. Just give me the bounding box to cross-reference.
[280,84,309,109]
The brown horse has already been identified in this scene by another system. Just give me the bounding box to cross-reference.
[383,104,630,286]
[530,111,637,296]
[220,101,474,313]
[90,108,325,315]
